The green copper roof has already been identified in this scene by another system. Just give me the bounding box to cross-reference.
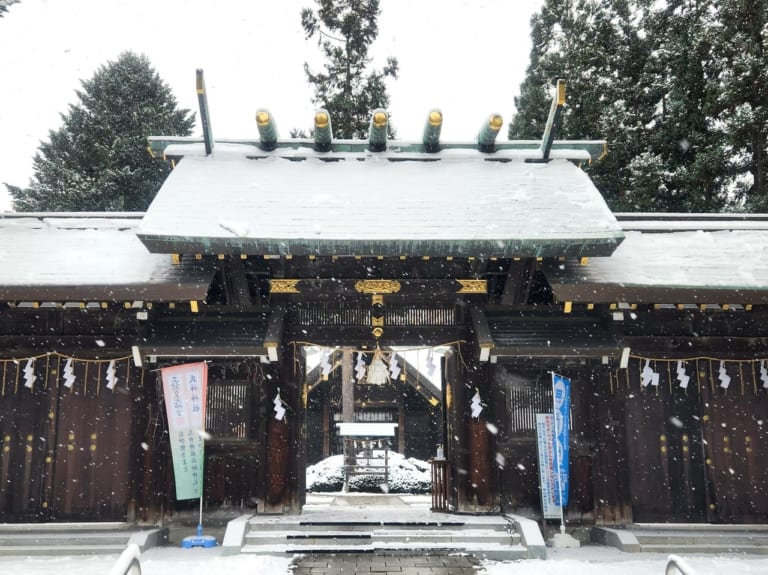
[138,149,623,258]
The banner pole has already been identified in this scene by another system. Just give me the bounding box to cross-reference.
[552,372,565,535]
[198,493,203,537]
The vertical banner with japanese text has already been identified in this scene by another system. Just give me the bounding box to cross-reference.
[552,372,571,507]
[535,413,562,519]
[161,362,208,500]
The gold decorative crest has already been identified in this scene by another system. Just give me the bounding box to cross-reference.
[354,280,401,294]
[371,316,384,327]
[456,279,487,294]
[270,279,301,294]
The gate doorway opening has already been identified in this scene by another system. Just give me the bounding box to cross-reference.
[303,345,446,502]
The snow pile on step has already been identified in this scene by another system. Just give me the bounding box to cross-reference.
[306,451,431,493]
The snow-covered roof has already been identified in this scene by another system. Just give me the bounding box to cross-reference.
[0,214,214,301]
[137,153,624,258]
[546,228,768,304]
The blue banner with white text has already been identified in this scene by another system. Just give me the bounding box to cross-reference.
[552,373,570,507]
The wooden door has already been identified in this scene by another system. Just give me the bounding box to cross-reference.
[624,360,707,523]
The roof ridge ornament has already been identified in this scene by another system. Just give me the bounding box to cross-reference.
[314,109,332,152]
[368,109,388,152]
[477,114,503,153]
[422,109,442,153]
[195,69,214,156]
[256,109,278,151]
[539,79,566,162]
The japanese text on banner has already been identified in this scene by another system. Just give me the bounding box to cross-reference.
[161,362,208,500]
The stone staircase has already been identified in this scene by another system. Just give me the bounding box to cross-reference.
[0,522,168,556]
[223,497,537,561]
[593,524,768,555]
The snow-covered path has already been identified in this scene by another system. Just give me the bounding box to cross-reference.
[482,547,768,575]
[3,545,768,575]
[0,547,293,575]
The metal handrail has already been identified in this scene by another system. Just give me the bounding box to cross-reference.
[109,543,141,575]
[666,554,696,575]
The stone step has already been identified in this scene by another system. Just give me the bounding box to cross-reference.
[0,522,129,533]
[0,532,131,547]
[0,543,126,556]
[240,541,530,560]
[640,543,768,555]
[635,532,768,546]
[374,528,518,545]
[245,531,373,545]
[0,525,167,557]
[244,527,517,547]
[246,520,471,532]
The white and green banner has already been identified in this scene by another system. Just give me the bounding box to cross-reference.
[162,362,208,500]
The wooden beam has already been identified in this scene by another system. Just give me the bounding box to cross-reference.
[469,305,494,362]
[148,137,608,162]
[500,258,536,305]
[220,256,253,308]
[263,306,286,362]
[539,79,566,161]
[195,69,214,156]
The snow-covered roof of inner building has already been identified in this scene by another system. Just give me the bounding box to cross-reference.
[137,152,624,258]
[336,422,398,437]
[0,214,214,301]
[545,224,768,304]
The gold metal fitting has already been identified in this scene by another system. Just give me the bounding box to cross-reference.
[372,327,384,338]
[372,111,388,128]
[256,110,271,126]
[429,110,442,126]
[556,79,566,105]
[315,111,329,129]
[488,114,503,131]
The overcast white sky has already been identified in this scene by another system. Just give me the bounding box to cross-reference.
[0,0,545,212]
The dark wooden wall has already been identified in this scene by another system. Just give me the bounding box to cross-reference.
[0,355,140,522]
[589,357,768,525]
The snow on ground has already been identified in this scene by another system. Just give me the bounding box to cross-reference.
[2,545,768,574]
[0,547,293,575]
[481,546,768,575]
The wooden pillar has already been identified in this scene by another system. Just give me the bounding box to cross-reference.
[342,349,354,422]
[322,400,331,459]
[465,357,493,511]
[397,394,405,454]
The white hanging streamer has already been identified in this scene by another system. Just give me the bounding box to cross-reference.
[23,358,36,389]
[640,359,656,387]
[355,352,367,381]
[63,358,76,388]
[426,348,436,377]
[676,360,690,389]
[105,360,118,390]
[760,360,768,389]
[320,349,332,378]
[273,388,286,421]
[470,388,483,419]
[718,361,731,389]
[388,354,401,380]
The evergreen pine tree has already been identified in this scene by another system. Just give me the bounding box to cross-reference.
[301,0,398,139]
[0,0,19,17]
[510,0,768,212]
[6,51,194,211]
[708,0,768,211]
